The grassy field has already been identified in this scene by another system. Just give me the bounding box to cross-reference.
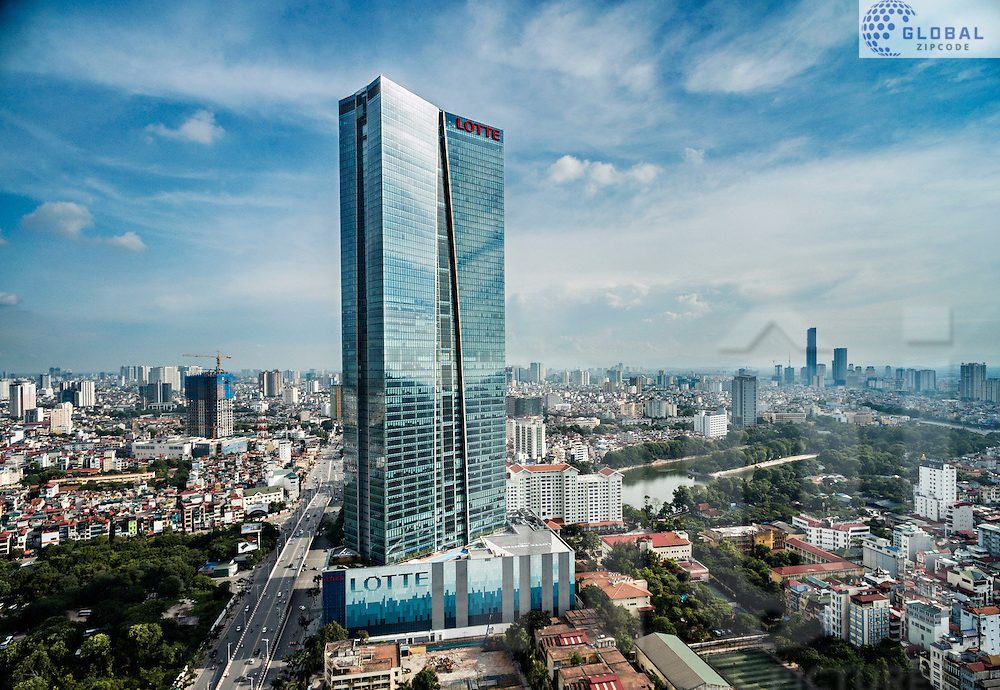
[709,649,803,690]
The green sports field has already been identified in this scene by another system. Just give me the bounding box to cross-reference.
[708,649,804,690]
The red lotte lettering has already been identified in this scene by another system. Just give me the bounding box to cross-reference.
[454,116,501,141]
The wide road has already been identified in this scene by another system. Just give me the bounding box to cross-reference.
[193,446,340,690]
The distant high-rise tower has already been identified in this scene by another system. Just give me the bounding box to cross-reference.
[9,381,37,419]
[959,363,987,400]
[806,327,817,385]
[185,372,234,438]
[60,380,96,408]
[340,76,506,565]
[731,374,758,429]
[529,362,545,384]
[258,369,283,398]
[833,348,848,386]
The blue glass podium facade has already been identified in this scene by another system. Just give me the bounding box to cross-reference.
[322,522,575,636]
[339,76,506,565]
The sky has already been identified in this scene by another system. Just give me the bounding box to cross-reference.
[0,0,998,374]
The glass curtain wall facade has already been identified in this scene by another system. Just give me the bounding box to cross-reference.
[339,76,506,565]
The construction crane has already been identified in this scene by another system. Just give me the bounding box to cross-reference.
[182,350,232,373]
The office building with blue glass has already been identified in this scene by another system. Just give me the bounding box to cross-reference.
[339,75,506,566]
[323,516,575,637]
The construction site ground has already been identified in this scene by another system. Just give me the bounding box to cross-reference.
[401,642,524,690]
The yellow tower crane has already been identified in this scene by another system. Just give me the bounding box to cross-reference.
[181,351,232,373]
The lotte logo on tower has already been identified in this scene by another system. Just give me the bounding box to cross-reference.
[454,116,502,142]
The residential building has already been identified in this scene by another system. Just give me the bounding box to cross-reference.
[914,459,957,522]
[324,640,402,690]
[576,572,653,617]
[848,592,890,647]
[959,606,1000,655]
[792,514,870,550]
[506,464,623,527]
[978,522,1000,557]
[731,374,757,429]
[862,537,907,578]
[9,381,37,419]
[60,380,96,408]
[907,602,949,651]
[600,532,692,561]
[893,523,935,560]
[806,327,817,385]
[959,363,987,400]
[693,410,727,438]
[644,399,677,419]
[48,402,73,435]
[259,369,283,398]
[139,382,173,408]
[508,417,546,461]
[340,76,506,565]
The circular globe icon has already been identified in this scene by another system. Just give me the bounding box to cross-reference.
[861,0,916,56]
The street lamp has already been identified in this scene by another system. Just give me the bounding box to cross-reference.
[262,637,270,661]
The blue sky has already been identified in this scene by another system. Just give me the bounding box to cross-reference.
[0,0,998,373]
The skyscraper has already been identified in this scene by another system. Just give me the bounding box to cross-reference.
[833,348,848,386]
[9,381,36,419]
[959,363,987,400]
[806,327,817,385]
[731,374,758,429]
[185,372,234,438]
[258,369,283,398]
[339,76,506,565]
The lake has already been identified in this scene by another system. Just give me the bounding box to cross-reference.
[621,465,704,510]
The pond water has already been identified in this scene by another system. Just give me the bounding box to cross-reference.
[620,465,704,509]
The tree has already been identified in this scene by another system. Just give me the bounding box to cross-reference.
[411,666,440,690]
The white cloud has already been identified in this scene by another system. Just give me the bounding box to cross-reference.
[146,109,224,144]
[683,147,705,164]
[106,231,147,252]
[684,2,851,94]
[547,155,661,192]
[0,292,18,307]
[21,201,93,237]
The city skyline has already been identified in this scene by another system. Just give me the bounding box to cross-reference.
[1,1,999,371]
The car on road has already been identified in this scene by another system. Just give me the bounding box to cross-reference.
[299,605,306,611]
[236,625,242,632]
[262,626,268,634]
[245,605,250,612]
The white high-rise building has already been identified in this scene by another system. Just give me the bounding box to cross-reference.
[913,459,957,521]
[643,399,677,419]
[63,380,96,408]
[49,402,73,434]
[507,417,546,461]
[283,386,299,405]
[10,381,37,419]
[693,410,728,438]
[506,464,623,526]
[0,379,10,401]
[150,366,181,391]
